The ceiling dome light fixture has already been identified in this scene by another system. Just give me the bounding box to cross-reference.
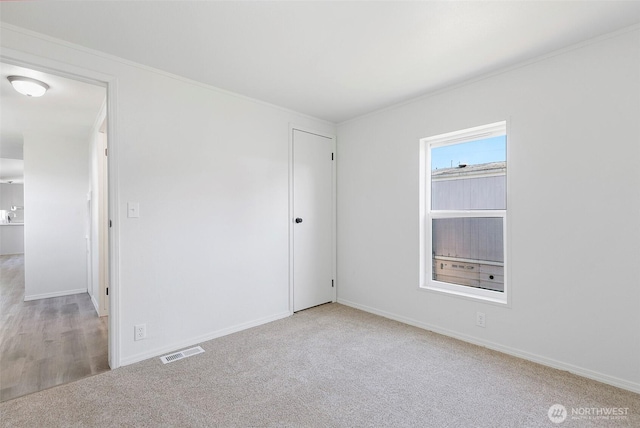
[7,75,50,97]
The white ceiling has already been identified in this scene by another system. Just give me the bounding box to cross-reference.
[0,62,106,182]
[1,1,640,123]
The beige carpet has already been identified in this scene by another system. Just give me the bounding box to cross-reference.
[0,303,637,427]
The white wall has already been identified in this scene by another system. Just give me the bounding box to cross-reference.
[115,69,333,364]
[23,134,90,300]
[0,183,25,255]
[1,24,334,365]
[0,224,24,255]
[337,29,640,392]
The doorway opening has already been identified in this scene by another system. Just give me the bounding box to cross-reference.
[0,61,112,401]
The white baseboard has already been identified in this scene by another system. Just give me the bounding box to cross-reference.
[338,298,640,394]
[120,310,292,367]
[90,293,100,315]
[24,288,87,301]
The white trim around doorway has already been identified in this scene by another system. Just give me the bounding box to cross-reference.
[288,124,337,315]
[1,47,122,369]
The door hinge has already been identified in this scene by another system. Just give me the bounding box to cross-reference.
[331,153,334,161]
[106,287,109,296]
[105,148,108,156]
[109,220,112,228]
[332,279,334,288]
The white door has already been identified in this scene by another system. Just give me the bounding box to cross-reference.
[293,129,334,312]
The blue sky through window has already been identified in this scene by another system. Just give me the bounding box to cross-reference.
[431,135,506,170]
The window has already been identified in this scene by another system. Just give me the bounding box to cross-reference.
[420,121,507,303]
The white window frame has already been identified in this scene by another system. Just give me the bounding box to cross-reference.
[419,121,508,305]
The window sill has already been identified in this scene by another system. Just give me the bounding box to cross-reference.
[420,281,508,306]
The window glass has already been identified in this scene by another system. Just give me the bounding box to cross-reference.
[432,217,504,292]
[431,136,506,210]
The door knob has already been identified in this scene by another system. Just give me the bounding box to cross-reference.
[295,218,303,223]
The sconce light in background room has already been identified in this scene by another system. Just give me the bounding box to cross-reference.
[7,75,49,97]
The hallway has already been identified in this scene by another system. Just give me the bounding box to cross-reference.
[0,254,108,402]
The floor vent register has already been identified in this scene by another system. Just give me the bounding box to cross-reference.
[160,346,205,364]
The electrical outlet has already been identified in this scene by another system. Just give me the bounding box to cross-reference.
[476,312,486,328]
[134,324,147,341]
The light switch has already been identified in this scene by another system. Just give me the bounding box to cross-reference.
[127,202,140,218]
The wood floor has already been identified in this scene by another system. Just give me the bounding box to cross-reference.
[0,254,109,402]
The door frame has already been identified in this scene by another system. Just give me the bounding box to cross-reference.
[288,124,337,314]
[95,111,109,317]
[1,47,122,369]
